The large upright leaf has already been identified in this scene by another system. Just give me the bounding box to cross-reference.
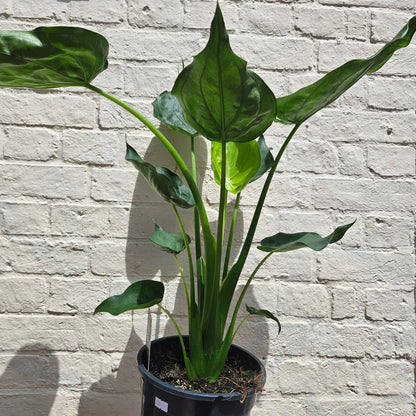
[149,223,191,255]
[94,280,164,316]
[126,144,195,209]
[211,140,261,194]
[0,27,108,88]
[152,91,198,136]
[276,16,416,125]
[172,4,276,143]
[258,222,354,253]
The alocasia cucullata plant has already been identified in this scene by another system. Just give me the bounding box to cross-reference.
[0,3,415,382]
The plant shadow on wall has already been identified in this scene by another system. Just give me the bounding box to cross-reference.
[78,124,270,415]
[0,344,59,416]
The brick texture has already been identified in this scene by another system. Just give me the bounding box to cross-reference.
[0,1,415,415]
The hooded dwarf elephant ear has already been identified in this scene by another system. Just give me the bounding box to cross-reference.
[172,4,276,143]
[275,16,416,125]
[258,222,355,253]
[150,223,191,255]
[125,144,195,209]
[0,27,109,88]
[94,280,164,316]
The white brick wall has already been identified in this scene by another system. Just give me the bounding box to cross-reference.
[0,1,415,415]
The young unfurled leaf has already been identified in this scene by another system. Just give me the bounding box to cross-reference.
[276,16,416,125]
[94,280,164,316]
[149,223,191,255]
[172,4,276,143]
[0,27,108,88]
[152,91,198,137]
[126,144,195,209]
[246,305,281,334]
[258,222,355,253]
[211,140,261,194]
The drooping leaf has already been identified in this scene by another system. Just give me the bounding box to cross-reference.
[172,4,276,143]
[149,223,191,255]
[276,16,416,125]
[152,90,198,136]
[0,27,108,88]
[126,143,195,209]
[249,135,274,183]
[258,222,355,253]
[94,280,164,316]
[246,305,281,334]
[211,140,261,194]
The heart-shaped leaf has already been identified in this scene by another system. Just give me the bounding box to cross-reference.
[150,223,191,255]
[211,140,261,194]
[94,280,164,316]
[0,27,108,88]
[152,91,198,136]
[258,222,354,253]
[276,16,416,125]
[246,305,281,334]
[172,4,276,143]
[126,144,195,209]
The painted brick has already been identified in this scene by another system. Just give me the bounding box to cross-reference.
[0,276,47,313]
[318,0,416,9]
[62,130,119,165]
[366,289,414,321]
[185,1,239,30]
[239,4,292,36]
[0,202,50,235]
[367,144,415,177]
[9,0,68,20]
[128,0,184,28]
[69,0,126,23]
[0,92,96,128]
[3,127,60,161]
[345,9,370,40]
[294,7,345,38]
[331,286,357,319]
[338,144,366,176]
[0,164,89,200]
[369,78,416,110]
[364,360,414,395]
[371,10,412,42]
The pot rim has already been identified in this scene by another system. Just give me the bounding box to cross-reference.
[137,335,266,402]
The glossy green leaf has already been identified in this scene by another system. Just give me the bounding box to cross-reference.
[126,143,195,209]
[152,91,198,136]
[172,4,276,143]
[246,305,281,334]
[276,16,416,125]
[0,27,108,88]
[249,135,274,183]
[149,223,191,255]
[258,222,354,253]
[94,280,164,316]
[211,140,261,194]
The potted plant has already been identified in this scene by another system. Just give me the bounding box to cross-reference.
[0,3,415,415]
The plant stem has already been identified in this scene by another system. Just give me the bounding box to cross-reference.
[173,204,195,305]
[174,254,191,314]
[222,192,240,280]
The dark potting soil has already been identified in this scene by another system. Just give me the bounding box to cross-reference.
[149,349,264,398]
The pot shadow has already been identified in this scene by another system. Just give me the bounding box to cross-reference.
[78,328,142,416]
[0,344,59,416]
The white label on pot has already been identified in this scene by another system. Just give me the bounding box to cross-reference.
[155,397,168,413]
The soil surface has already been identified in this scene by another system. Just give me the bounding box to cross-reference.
[149,349,264,398]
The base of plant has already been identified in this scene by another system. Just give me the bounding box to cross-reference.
[137,336,265,416]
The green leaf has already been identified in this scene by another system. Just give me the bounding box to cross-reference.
[246,305,281,334]
[249,135,274,183]
[94,280,164,316]
[126,143,195,209]
[258,222,355,253]
[211,140,261,194]
[276,16,416,124]
[152,91,198,136]
[172,4,276,143]
[149,223,191,255]
[0,27,108,88]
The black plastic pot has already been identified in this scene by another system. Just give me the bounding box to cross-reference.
[137,336,265,416]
